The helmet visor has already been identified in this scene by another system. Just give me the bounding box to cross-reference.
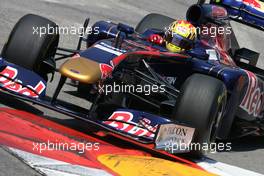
[166,32,194,50]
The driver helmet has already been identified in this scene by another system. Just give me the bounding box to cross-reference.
[165,20,196,53]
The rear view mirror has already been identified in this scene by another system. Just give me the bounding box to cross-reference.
[117,23,134,34]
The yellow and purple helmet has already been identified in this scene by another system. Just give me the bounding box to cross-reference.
[165,20,197,53]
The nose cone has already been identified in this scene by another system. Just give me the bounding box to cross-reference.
[59,57,101,84]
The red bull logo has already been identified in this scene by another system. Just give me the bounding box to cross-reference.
[243,0,264,11]
[99,63,113,79]
[103,111,155,138]
[240,71,264,117]
[0,66,45,98]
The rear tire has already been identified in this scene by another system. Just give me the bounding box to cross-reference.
[173,74,227,157]
[1,14,59,80]
[135,13,174,33]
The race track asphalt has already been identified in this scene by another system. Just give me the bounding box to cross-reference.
[0,0,264,175]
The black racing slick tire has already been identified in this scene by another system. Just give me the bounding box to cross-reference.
[135,13,174,33]
[1,14,59,80]
[172,74,227,158]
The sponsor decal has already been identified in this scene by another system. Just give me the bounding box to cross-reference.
[103,111,155,138]
[100,42,126,53]
[243,0,264,12]
[163,76,177,85]
[206,49,218,61]
[70,69,80,74]
[176,26,189,34]
[99,64,113,79]
[138,118,158,134]
[155,124,195,153]
[0,66,45,98]
[240,70,264,117]
[94,42,126,56]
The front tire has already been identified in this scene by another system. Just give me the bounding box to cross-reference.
[1,14,59,80]
[173,74,227,157]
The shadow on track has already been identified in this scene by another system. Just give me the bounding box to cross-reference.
[0,91,43,115]
[1,90,264,158]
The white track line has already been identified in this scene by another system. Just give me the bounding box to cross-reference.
[4,146,264,176]
[196,158,264,176]
[5,147,112,176]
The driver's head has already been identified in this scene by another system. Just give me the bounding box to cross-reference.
[165,20,196,53]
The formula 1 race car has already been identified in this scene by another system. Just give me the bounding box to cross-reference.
[198,0,264,30]
[0,3,263,158]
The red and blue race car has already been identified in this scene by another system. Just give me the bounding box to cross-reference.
[0,3,263,158]
[199,0,264,30]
